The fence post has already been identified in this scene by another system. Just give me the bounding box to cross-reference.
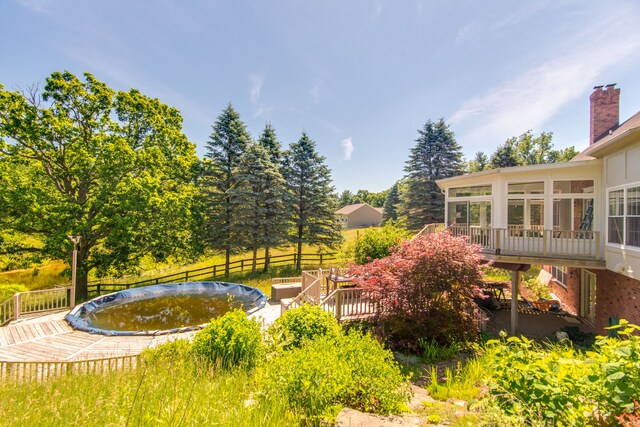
[13,293,20,320]
[97,283,101,296]
[241,259,245,272]
[319,253,323,266]
[293,253,297,268]
[213,265,217,279]
[335,291,342,321]
[185,271,189,282]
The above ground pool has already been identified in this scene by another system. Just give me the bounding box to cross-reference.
[65,282,268,336]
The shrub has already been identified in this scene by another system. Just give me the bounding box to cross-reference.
[268,304,342,350]
[141,338,192,364]
[264,331,410,423]
[349,232,483,350]
[484,321,640,425]
[348,223,410,265]
[191,309,264,369]
[0,284,28,302]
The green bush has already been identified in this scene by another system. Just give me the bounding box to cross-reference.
[264,331,410,423]
[142,338,192,364]
[484,321,640,425]
[268,304,342,350]
[0,284,27,302]
[191,309,264,369]
[341,223,410,265]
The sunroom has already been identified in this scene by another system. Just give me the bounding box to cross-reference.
[436,160,605,266]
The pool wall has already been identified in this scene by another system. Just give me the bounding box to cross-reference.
[65,282,268,336]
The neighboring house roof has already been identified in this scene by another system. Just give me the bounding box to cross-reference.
[576,111,640,160]
[335,203,380,215]
[374,207,384,214]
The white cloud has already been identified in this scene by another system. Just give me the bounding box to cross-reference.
[249,73,263,105]
[371,1,383,23]
[341,137,354,160]
[15,0,51,13]
[451,5,640,149]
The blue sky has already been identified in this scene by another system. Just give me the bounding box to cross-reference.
[2,1,640,192]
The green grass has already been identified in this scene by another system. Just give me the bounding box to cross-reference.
[0,228,369,291]
[0,358,299,427]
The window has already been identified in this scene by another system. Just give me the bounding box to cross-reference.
[508,182,544,195]
[551,266,567,288]
[448,185,492,197]
[553,180,594,194]
[627,186,640,247]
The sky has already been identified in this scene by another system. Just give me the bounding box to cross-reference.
[2,0,640,193]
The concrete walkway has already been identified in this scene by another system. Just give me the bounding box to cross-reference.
[0,302,281,362]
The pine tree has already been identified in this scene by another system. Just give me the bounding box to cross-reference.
[257,123,282,165]
[382,182,400,223]
[338,190,354,208]
[202,104,251,276]
[231,143,289,273]
[401,119,463,229]
[282,132,343,269]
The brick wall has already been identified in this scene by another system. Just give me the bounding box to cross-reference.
[588,269,640,333]
[546,266,581,315]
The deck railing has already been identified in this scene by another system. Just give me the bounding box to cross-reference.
[0,355,140,382]
[422,225,602,260]
[320,287,378,321]
[0,287,71,326]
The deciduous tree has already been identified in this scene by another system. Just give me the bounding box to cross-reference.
[0,71,199,300]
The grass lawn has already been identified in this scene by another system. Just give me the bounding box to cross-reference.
[0,227,378,291]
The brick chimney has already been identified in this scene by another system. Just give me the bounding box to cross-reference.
[590,84,620,145]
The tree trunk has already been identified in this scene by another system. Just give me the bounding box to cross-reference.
[264,246,270,272]
[252,245,257,273]
[225,247,230,278]
[74,247,89,303]
[297,225,303,270]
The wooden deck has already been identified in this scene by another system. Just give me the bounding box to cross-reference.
[0,302,281,362]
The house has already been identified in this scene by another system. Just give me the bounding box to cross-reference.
[336,203,383,229]
[434,84,640,335]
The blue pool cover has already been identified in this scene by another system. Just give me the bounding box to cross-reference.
[65,281,268,336]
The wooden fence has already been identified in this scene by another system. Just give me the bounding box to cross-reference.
[88,252,336,297]
[0,287,71,326]
[0,355,140,383]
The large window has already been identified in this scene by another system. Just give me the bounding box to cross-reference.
[608,186,640,248]
[447,201,491,227]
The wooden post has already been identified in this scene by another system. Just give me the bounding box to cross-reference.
[511,270,520,336]
[13,293,19,320]
[319,253,324,266]
[213,265,217,279]
[335,290,342,322]
[185,270,189,282]
[241,259,245,271]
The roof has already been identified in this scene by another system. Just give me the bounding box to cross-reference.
[374,207,384,214]
[335,203,383,215]
[336,203,369,215]
[577,111,640,159]
[436,159,601,187]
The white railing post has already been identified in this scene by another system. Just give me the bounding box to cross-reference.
[13,293,20,320]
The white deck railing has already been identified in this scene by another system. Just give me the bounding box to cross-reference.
[0,287,71,326]
[424,225,602,260]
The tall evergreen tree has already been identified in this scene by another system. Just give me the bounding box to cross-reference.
[338,190,354,208]
[231,143,288,273]
[283,133,343,269]
[202,104,250,276]
[257,123,282,165]
[382,183,400,223]
[401,119,463,229]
